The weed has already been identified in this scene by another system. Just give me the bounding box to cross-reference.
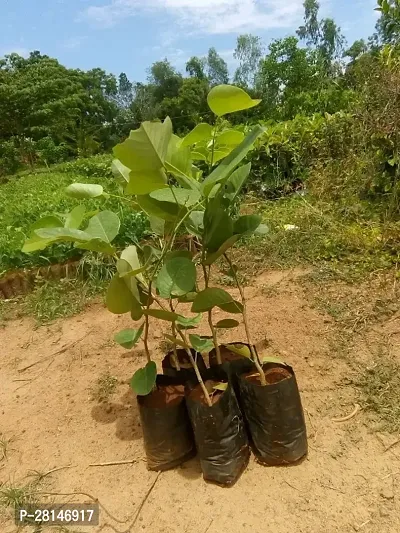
[358,355,400,433]
[0,434,15,461]
[90,372,118,403]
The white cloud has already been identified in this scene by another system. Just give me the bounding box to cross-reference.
[82,0,306,34]
[0,47,30,58]
[63,36,88,49]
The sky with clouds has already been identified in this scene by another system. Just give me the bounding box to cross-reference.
[1,0,380,82]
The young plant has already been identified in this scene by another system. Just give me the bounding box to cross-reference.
[22,84,269,403]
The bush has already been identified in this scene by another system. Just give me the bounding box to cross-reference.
[56,154,114,178]
[0,140,21,177]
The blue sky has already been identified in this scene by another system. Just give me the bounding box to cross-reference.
[1,0,380,82]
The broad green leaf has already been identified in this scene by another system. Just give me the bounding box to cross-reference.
[204,234,241,265]
[130,361,157,396]
[191,150,208,162]
[181,123,213,146]
[114,325,144,349]
[149,216,165,236]
[209,148,232,164]
[201,126,264,197]
[225,343,252,358]
[192,288,233,313]
[35,227,91,242]
[31,215,63,231]
[76,239,115,255]
[136,195,182,221]
[234,215,262,236]
[106,275,134,315]
[143,245,162,263]
[219,300,244,314]
[207,85,261,117]
[217,130,245,146]
[66,183,104,199]
[156,257,196,298]
[215,319,240,329]
[86,211,120,243]
[176,313,202,329]
[115,259,142,318]
[223,163,251,202]
[164,334,189,349]
[111,159,130,183]
[65,205,85,230]
[166,250,194,260]
[150,187,201,207]
[143,309,179,322]
[178,292,197,303]
[189,334,214,354]
[22,235,53,253]
[185,211,204,237]
[120,245,145,284]
[213,382,228,392]
[114,118,172,195]
[204,203,233,252]
[165,134,198,190]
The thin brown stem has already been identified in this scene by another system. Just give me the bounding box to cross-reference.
[202,264,221,364]
[169,300,181,371]
[224,253,266,385]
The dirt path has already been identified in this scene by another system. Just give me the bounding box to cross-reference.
[1,268,399,533]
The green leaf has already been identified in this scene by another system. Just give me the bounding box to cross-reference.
[66,183,104,199]
[65,205,86,230]
[22,235,53,253]
[150,187,201,207]
[185,211,204,237]
[114,118,171,195]
[143,309,179,322]
[217,130,245,146]
[156,257,196,298]
[219,301,244,314]
[76,239,116,255]
[35,227,91,242]
[215,319,240,329]
[189,334,214,354]
[181,123,213,146]
[114,325,144,349]
[224,343,252,358]
[176,313,202,329]
[203,203,233,252]
[177,292,197,303]
[201,126,264,197]
[209,148,232,164]
[223,163,251,202]
[213,382,228,392]
[120,245,146,284]
[136,195,182,221]
[204,234,241,265]
[192,288,233,313]
[234,215,262,235]
[165,134,198,190]
[130,361,157,396]
[207,85,261,117]
[106,275,134,315]
[255,224,269,235]
[111,159,130,183]
[262,355,285,364]
[31,215,63,231]
[86,211,120,243]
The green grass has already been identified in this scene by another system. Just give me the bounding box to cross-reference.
[0,162,148,273]
[90,372,118,403]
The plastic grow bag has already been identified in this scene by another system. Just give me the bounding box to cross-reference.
[162,349,207,385]
[137,375,196,471]
[185,368,250,486]
[238,363,308,465]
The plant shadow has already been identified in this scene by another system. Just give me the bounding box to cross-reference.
[91,388,143,442]
[176,457,203,480]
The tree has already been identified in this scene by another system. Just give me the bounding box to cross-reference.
[186,56,206,79]
[148,59,183,101]
[375,0,400,44]
[206,48,229,86]
[345,39,368,62]
[233,34,263,88]
[116,72,134,109]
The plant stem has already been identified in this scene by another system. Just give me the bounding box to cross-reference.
[224,253,266,386]
[178,330,212,407]
[169,301,181,371]
[143,314,151,363]
[202,263,222,364]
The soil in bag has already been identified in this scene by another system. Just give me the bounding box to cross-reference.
[137,375,196,471]
[162,348,207,385]
[185,368,250,486]
[238,363,308,465]
[209,343,254,383]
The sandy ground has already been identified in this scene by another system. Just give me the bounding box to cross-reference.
[1,268,399,533]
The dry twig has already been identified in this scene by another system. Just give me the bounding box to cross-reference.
[332,404,361,423]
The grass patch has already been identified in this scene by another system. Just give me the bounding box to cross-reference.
[23,278,105,324]
[90,372,118,403]
[232,195,399,281]
[358,356,400,433]
[0,434,15,461]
